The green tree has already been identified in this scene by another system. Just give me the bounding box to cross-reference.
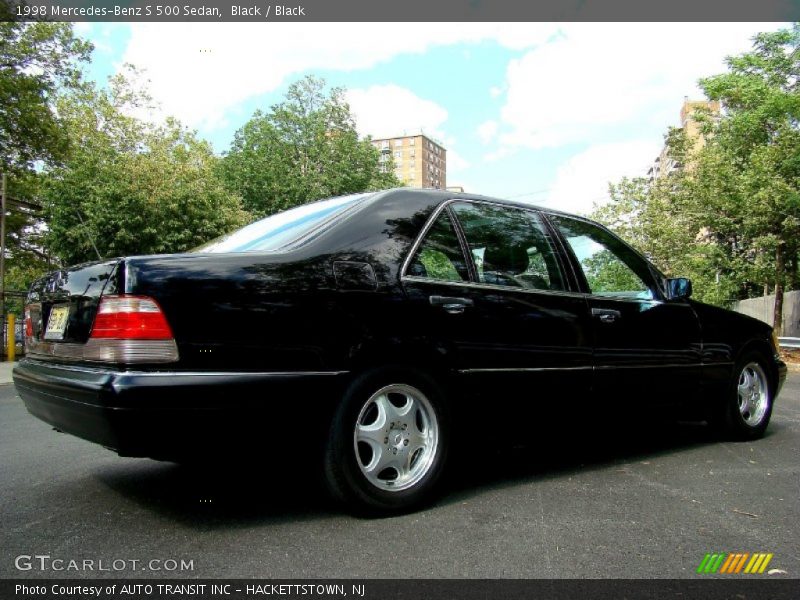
[43,72,248,265]
[0,15,92,174]
[0,15,91,312]
[693,24,800,332]
[221,75,400,217]
[595,24,800,331]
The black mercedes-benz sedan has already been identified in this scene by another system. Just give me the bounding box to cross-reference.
[14,188,787,512]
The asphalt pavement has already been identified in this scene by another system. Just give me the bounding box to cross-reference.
[1,373,797,579]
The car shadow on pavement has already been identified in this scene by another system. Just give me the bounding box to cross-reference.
[439,416,754,506]
[91,415,760,525]
[94,457,340,527]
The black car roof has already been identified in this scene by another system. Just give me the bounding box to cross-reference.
[370,187,583,221]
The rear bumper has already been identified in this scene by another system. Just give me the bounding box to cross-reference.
[13,359,348,459]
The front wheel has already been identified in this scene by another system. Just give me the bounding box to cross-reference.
[323,367,449,514]
[713,354,774,440]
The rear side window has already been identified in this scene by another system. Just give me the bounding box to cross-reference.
[407,211,469,282]
[195,193,371,253]
[450,202,566,291]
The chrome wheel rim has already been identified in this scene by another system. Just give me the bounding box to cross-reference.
[353,384,439,492]
[737,362,770,427]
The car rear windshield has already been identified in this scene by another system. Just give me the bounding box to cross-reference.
[194,193,372,253]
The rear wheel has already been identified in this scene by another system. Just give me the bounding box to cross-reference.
[324,367,449,514]
[713,353,774,440]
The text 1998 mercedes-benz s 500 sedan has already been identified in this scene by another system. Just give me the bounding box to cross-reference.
[14,189,787,513]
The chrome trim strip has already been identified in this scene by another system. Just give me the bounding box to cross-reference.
[460,363,725,374]
[118,370,349,378]
[19,358,348,378]
[594,363,702,370]
[401,275,587,299]
[459,366,591,373]
[587,295,664,306]
[20,356,350,378]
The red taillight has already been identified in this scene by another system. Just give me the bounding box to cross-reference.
[91,295,173,340]
[24,306,34,338]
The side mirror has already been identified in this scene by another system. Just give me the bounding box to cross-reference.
[666,277,692,300]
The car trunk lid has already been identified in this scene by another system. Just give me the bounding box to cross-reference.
[27,259,122,346]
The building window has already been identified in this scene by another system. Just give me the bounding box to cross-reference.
[410,138,415,146]
[395,139,404,146]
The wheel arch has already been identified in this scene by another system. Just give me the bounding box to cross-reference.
[734,337,780,393]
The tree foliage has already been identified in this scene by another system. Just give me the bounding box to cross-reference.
[0,15,92,174]
[42,72,248,265]
[221,76,399,217]
[594,24,800,330]
[0,17,91,309]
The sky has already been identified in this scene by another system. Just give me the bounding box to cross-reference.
[75,22,788,215]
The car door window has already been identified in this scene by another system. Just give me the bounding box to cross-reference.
[407,210,469,282]
[450,202,566,291]
[551,216,657,300]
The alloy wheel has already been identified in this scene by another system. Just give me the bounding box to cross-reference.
[353,384,439,492]
[737,362,770,427]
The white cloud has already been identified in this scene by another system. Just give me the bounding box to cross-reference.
[543,140,661,215]
[346,84,469,176]
[489,86,504,98]
[483,146,517,163]
[446,148,470,174]
[477,120,498,144]
[117,23,556,131]
[494,23,781,152]
[345,85,449,140]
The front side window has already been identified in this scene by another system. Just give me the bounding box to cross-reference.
[407,211,469,282]
[551,216,656,300]
[450,202,566,291]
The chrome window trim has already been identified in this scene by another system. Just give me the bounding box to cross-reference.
[401,274,588,300]
[580,294,665,306]
[399,197,577,293]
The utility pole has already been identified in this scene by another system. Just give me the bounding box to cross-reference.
[1,172,6,361]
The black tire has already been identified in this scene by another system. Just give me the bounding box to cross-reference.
[323,366,450,514]
[712,352,774,441]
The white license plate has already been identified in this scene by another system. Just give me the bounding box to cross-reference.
[44,305,70,340]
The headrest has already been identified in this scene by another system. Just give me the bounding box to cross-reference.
[482,245,528,275]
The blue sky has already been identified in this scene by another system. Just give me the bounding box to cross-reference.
[76,22,787,215]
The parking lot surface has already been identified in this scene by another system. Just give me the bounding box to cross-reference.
[1,374,797,579]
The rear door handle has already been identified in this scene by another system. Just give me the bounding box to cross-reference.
[591,307,621,323]
[429,296,473,314]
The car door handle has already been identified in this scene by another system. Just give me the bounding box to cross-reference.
[591,307,621,323]
[429,296,473,314]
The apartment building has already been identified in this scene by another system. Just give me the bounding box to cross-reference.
[648,98,721,181]
[371,134,446,190]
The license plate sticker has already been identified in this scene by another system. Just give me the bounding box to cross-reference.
[44,305,70,340]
